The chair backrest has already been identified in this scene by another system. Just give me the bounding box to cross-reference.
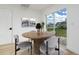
[14,35,19,45]
[46,36,58,48]
[14,35,20,55]
[14,35,20,50]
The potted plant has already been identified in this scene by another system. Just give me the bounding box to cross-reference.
[36,23,42,33]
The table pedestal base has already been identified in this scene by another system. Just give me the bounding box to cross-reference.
[34,39,44,55]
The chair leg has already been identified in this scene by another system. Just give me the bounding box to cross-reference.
[15,39,17,55]
[31,45,32,55]
[58,38,60,55]
[28,48,29,52]
[46,41,48,55]
[15,50,17,55]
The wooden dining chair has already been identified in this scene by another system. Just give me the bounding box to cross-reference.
[14,35,32,55]
[40,36,60,55]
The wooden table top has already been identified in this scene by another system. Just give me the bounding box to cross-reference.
[22,31,54,40]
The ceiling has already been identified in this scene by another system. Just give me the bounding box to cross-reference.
[21,4,53,11]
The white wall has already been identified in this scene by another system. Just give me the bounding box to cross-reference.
[43,4,79,54]
[0,5,43,43]
[67,5,79,54]
[0,9,12,45]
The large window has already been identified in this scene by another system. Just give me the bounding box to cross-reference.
[46,14,55,31]
[46,8,67,37]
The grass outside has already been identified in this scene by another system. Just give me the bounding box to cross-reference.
[47,28,53,31]
[47,28,66,37]
[55,28,66,37]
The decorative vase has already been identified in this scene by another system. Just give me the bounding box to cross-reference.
[37,29,40,32]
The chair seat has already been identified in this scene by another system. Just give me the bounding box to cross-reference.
[40,43,64,55]
[40,43,56,55]
[18,41,32,50]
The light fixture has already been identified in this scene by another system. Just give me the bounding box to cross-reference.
[21,4,30,8]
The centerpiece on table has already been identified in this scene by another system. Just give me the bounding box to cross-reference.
[36,23,42,33]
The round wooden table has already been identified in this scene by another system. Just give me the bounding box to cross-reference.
[22,31,54,55]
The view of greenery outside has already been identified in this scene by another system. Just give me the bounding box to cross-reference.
[55,28,66,37]
[47,8,67,37]
[47,28,66,37]
[55,20,67,37]
[47,23,54,31]
[47,26,66,37]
